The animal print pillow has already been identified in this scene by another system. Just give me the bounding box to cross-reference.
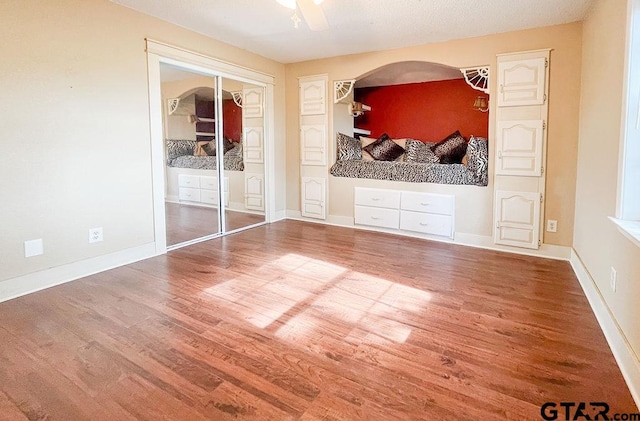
[362,133,405,161]
[337,133,362,161]
[431,131,468,164]
[405,139,439,163]
[165,140,197,162]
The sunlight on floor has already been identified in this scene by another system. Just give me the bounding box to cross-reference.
[202,253,431,343]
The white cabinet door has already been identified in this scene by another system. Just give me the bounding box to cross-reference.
[300,79,326,115]
[494,190,541,249]
[496,120,544,176]
[243,87,264,118]
[245,173,264,211]
[497,57,546,107]
[243,127,264,163]
[301,177,326,219]
[300,124,326,166]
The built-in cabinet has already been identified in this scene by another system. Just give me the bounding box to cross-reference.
[242,86,265,212]
[299,75,329,219]
[301,177,326,219]
[494,50,550,250]
[178,174,229,207]
[355,187,455,239]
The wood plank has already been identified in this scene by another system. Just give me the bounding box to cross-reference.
[0,220,636,420]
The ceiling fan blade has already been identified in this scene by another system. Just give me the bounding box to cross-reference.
[297,0,329,31]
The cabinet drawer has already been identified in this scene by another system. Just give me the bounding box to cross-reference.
[178,174,200,189]
[355,206,400,229]
[400,210,453,237]
[401,192,454,215]
[355,188,401,209]
[200,189,219,205]
[200,176,218,191]
[179,187,201,202]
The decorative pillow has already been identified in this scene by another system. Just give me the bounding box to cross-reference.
[360,136,377,161]
[222,137,235,154]
[199,137,235,157]
[363,133,405,161]
[194,141,210,156]
[166,140,197,162]
[431,131,468,164]
[361,136,406,161]
[227,142,243,157]
[405,139,439,163]
[201,141,216,156]
[337,133,362,161]
[466,136,489,184]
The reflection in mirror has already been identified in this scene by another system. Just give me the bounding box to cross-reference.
[160,63,220,246]
[221,78,266,232]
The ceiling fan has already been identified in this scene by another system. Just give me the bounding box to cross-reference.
[276,0,329,31]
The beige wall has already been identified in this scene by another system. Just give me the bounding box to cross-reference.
[285,22,583,246]
[0,0,285,282]
[575,0,640,363]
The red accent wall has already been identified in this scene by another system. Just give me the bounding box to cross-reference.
[354,79,489,142]
[223,99,242,142]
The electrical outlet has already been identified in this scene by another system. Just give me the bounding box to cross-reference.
[610,267,617,292]
[546,219,558,232]
[89,227,103,243]
[24,239,43,257]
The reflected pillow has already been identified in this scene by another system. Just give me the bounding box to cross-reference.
[201,141,216,156]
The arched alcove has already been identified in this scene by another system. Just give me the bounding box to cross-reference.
[337,61,490,142]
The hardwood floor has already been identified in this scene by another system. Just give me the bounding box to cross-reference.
[0,220,636,420]
[165,202,264,246]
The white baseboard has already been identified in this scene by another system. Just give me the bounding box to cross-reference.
[570,249,640,409]
[271,209,287,222]
[284,210,570,260]
[455,232,571,260]
[0,242,158,303]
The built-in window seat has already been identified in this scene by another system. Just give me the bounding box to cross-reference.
[329,133,488,186]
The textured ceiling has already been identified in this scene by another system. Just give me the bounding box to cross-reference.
[112,0,594,63]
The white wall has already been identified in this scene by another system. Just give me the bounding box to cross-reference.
[0,0,285,284]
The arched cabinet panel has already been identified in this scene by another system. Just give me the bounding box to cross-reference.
[496,120,544,176]
[494,191,541,249]
[497,57,547,107]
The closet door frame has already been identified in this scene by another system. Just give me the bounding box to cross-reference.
[146,39,275,254]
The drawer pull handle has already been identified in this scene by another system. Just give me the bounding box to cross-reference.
[420,202,430,206]
[371,197,381,201]
[419,222,429,226]
[371,216,380,220]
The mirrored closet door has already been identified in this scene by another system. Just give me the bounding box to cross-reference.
[159,64,266,248]
[221,78,266,232]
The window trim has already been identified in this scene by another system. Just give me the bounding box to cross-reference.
[614,0,640,247]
